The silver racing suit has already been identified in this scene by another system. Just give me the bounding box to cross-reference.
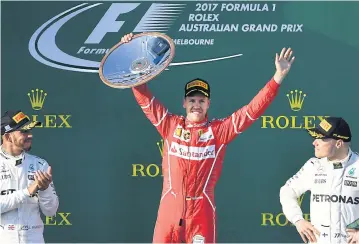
[0,148,59,243]
[280,149,359,243]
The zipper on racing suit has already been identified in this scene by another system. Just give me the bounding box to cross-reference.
[179,125,202,226]
[179,124,193,227]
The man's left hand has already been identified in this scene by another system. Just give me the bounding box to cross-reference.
[273,47,295,85]
[35,166,52,191]
[347,228,359,244]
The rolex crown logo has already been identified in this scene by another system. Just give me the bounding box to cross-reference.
[28,89,47,110]
[157,139,164,157]
[286,90,306,111]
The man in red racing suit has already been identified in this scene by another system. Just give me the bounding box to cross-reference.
[125,33,295,244]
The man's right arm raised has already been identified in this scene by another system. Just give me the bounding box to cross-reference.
[132,83,174,139]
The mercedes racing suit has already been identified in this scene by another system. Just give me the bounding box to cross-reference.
[132,78,280,243]
[280,149,359,243]
[0,149,59,243]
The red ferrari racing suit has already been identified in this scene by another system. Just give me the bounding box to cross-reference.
[132,78,280,243]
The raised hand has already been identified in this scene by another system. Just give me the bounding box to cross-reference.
[273,47,295,85]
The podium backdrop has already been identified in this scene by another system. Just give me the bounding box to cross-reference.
[1,1,359,242]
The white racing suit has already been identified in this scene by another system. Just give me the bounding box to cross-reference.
[280,149,359,243]
[0,149,59,243]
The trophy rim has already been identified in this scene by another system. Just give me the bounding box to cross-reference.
[98,32,175,89]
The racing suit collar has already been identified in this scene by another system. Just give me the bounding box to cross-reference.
[326,147,353,167]
[185,116,208,128]
[0,145,25,164]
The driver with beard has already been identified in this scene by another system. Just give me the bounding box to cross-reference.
[0,110,59,244]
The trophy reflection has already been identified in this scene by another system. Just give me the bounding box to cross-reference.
[100,33,174,89]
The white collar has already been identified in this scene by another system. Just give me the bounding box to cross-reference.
[327,148,353,167]
[0,146,24,161]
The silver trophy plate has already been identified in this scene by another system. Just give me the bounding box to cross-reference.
[99,32,175,89]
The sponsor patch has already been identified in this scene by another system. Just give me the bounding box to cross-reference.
[183,130,191,140]
[0,174,11,180]
[344,180,357,187]
[192,234,205,244]
[5,224,16,231]
[169,142,215,160]
[334,163,343,169]
[187,80,208,90]
[175,128,182,137]
[312,194,359,204]
[173,126,191,142]
[12,112,26,123]
[314,179,326,184]
[319,119,332,132]
[198,127,214,142]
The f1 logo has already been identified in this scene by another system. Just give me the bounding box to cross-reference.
[85,3,184,44]
[85,3,139,44]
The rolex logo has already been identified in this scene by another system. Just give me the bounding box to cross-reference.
[28,89,47,111]
[131,139,164,177]
[286,90,306,111]
[261,191,310,227]
[157,139,164,157]
[26,88,72,128]
[261,89,328,129]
